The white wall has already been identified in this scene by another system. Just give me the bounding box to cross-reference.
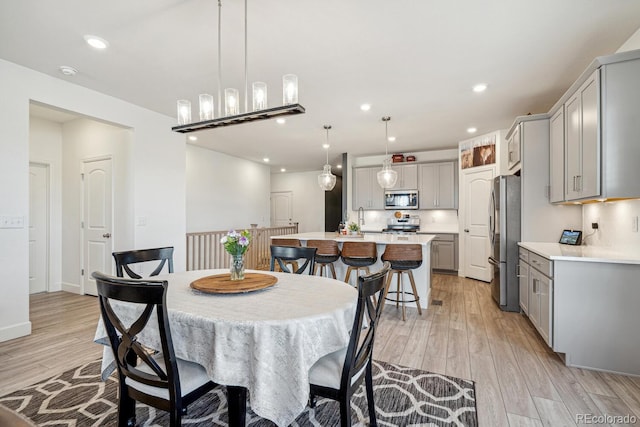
[29,117,63,291]
[617,27,640,52]
[186,144,271,232]
[0,58,186,342]
[271,170,325,233]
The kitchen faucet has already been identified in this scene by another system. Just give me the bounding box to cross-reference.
[358,207,365,227]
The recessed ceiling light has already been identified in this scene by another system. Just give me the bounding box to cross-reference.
[336,164,342,169]
[188,135,198,141]
[322,143,330,149]
[467,127,477,133]
[472,83,487,93]
[84,35,109,50]
[276,118,286,124]
[280,168,286,172]
[263,157,270,162]
[360,104,371,111]
[387,136,396,142]
[58,65,78,76]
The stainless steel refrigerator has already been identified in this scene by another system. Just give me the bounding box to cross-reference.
[488,175,521,312]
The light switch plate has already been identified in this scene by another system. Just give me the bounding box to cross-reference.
[632,216,639,233]
[0,215,25,229]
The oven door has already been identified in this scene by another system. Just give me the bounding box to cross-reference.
[384,191,418,210]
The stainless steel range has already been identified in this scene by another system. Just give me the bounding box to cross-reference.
[382,215,420,234]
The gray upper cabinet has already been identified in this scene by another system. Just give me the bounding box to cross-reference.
[390,163,418,190]
[549,50,640,202]
[565,71,600,201]
[507,124,521,172]
[549,108,565,203]
[353,166,384,210]
[418,161,457,209]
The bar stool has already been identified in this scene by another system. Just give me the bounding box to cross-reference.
[307,239,341,279]
[381,244,423,321]
[341,241,377,286]
[271,238,301,272]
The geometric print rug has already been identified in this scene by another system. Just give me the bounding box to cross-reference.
[0,359,477,426]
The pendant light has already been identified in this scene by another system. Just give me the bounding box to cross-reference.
[377,116,398,189]
[172,0,305,133]
[318,125,337,191]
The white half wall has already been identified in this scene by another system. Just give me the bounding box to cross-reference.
[186,144,271,232]
[271,171,325,233]
[0,57,186,342]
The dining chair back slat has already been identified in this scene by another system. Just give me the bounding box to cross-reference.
[113,247,174,279]
[269,245,317,275]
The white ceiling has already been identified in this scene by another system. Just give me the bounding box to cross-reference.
[2,1,640,173]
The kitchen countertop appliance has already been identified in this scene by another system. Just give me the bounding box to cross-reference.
[488,175,521,312]
[382,214,420,234]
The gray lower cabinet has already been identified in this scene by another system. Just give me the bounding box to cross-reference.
[431,234,457,272]
[519,248,553,347]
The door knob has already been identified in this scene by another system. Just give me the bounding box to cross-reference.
[102,233,111,238]
[464,229,470,233]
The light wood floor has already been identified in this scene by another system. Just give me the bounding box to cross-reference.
[2,274,640,426]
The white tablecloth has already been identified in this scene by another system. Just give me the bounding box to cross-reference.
[94,269,357,427]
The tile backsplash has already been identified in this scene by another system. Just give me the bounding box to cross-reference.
[582,199,640,250]
[350,209,458,231]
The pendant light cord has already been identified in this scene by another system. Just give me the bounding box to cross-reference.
[324,125,331,164]
[217,0,222,115]
[244,0,248,113]
[382,116,391,157]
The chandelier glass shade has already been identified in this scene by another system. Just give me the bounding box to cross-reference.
[318,125,337,191]
[377,116,398,188]
[172,0,305,133]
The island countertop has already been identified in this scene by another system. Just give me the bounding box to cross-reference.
[272,232,435,245]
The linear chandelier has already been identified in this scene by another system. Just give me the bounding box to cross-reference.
[172,0,305,134]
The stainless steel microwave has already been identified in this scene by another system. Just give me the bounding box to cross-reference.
[384,190,419,210]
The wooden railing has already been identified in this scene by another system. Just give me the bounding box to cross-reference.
[186,224,299,271]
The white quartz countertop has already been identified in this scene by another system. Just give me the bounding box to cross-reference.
[518,242,640,265]
[274,232,435,245]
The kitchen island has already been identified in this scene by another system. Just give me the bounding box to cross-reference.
[273,232,435,309]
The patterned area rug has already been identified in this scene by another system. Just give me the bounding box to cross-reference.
[0,359,477,426]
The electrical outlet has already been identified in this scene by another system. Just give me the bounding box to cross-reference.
[632,216,639,233]
[591,222,599,230]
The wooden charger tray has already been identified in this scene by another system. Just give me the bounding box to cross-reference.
[190,272,277,294]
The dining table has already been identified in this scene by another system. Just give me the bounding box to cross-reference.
[93,269,358,427]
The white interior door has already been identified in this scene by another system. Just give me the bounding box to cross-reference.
[463,167,494,282]
[82,158,113,296]
[29,163,49,294]
[270,191,293,227]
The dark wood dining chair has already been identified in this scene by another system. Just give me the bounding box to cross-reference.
[112,246,174,279]
[308,262,391,427]
[93,271,218,427]
[269,245,317,275]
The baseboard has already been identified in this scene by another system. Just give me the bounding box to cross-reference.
[0,321,32,343]
[61,282,81,294]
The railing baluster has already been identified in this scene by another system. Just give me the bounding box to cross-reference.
[186,224,298,271]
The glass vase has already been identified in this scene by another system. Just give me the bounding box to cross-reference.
[230,253,245,281]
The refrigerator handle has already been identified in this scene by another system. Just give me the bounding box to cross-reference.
[488,189,496,246]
